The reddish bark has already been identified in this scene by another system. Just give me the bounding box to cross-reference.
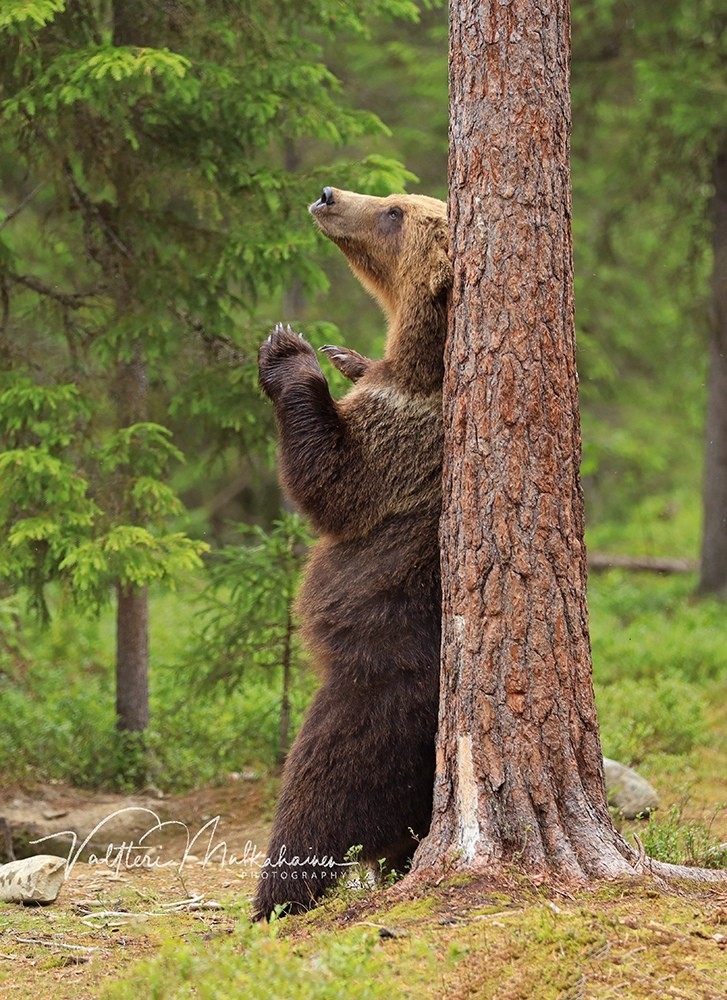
[407,0,725,890]
[411,0,636,882]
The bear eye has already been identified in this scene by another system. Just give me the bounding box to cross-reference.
[380,205,404,235]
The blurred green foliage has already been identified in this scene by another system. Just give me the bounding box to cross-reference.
[0,0,428,751]
[640,803,727,869]
[183,513,312,764]
[570,0,725,525]
[0,568,722,791]
[186,514,311,692]
[0,0,420,616]
[0,577,318,788]
[0,375,207,618]
[0,0,724,789]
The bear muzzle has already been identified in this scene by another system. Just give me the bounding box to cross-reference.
[311,186,336,212]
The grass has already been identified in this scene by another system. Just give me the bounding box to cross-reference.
[638,800,727,868]
[2,865,725,1000]
[1,564,725,868]
[27,876,727,1000]
[589,571,726,685]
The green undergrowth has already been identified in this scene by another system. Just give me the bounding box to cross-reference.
[0,583,316,790]
[589,571,725,685]
[637,801,727,869]
[3,863,725,1000]
[585,486,702,561]
[589,571,725,769]
[1,559,725,998]
[99,881,727,1000]
[0,565,724,795]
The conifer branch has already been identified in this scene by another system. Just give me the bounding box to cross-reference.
[0,182,45,231]
[7,272,97,308]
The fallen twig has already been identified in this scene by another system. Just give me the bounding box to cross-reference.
[632,833,646,875]
[14,937,98,953]
[79,895,224,925]
[588,553,698,575]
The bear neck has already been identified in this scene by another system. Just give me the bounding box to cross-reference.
[383,287,448,395]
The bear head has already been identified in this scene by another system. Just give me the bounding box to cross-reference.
[309,187,451,320]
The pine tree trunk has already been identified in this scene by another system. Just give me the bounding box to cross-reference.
[113,349,150,735]
[699,140,727,596]
[410,0,636,883]
[107,1,160,738]
[277,603,294,767]
[112,0,163,47]
[115,583,150,732]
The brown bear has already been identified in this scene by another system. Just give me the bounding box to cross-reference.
[254,186,451,919]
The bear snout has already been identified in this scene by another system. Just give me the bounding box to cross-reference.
[311,186,336,212]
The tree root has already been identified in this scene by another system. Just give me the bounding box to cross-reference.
[624,833,726,883]
[638,858,726,883]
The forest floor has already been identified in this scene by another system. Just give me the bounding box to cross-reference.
[0,777,271,998]
[0,769,725,999]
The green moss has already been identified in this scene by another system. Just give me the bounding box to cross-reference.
[4,868,726,1000]
[373,895,439,924]
[102,922,444,1000]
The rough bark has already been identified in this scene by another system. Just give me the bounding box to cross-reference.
[411,0,637,883]
[406,0,726,891]
[699,139,727,596]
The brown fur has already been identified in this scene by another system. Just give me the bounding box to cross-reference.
[254,188,450,919]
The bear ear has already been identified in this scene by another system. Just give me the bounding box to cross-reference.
[429,255,454,297]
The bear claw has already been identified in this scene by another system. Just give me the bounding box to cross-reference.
[318,344,371,383]
[258,322,322,400]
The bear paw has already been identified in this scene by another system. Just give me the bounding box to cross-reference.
[319,344,371,383]
[258,323,321,399]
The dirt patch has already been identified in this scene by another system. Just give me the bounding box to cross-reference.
[0,858,258,1000]
[0,778,276,999]
[1,776,275,864]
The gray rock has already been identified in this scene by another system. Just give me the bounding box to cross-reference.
[603,757,659,819]
[0,855,66,904]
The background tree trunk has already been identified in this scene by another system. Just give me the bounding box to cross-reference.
[113,352,150,734]
[411,0,635,882]
[110,1,153,736]
[277,602,294,768]
[699,139,727,597]
[115,584,149,732]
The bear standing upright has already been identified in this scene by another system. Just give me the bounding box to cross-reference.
[254,187,451,919]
